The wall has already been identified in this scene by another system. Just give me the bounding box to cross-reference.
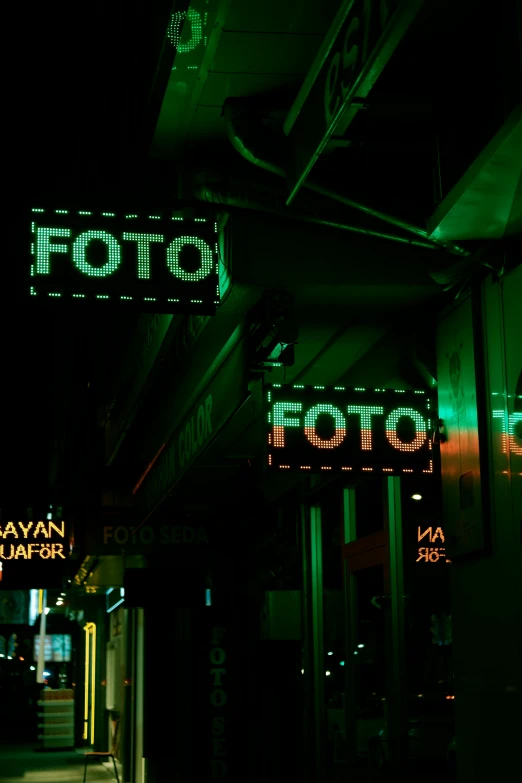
[438,267,522,781]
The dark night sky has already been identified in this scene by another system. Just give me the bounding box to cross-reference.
[3,3,114,504]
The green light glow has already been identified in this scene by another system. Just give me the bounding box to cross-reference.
[72,230,121,277]
[168,8,202,53]
[347,405,384,450]
[120,296,133,300]
[78,211,92,216]
[72,293,85,298]
[36,227,71,274]
[122,232,163,279]
[55,209,68,214]
[101,212,116,217]
[96,295,109,299]
[125,215,138,219]
[273,402,302,428]
[32,208,45,213]
[166,236,213,281]
[148,215,161,220]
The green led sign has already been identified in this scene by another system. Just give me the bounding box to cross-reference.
[265,385,434,475]
[29,208,220,314]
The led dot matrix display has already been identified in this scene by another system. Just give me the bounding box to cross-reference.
[265,384,434,475]
[29,207,220,314]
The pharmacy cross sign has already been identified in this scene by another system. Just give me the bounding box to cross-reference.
[265,384,434,474]
[29,207,220,314]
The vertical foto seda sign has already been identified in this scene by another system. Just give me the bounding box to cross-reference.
[29,206,220,314]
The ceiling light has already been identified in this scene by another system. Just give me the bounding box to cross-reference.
[411,494,422,501]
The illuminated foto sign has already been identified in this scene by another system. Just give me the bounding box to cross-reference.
[0,519,67,561]
[29,207,220,314]
[265,384,434,474]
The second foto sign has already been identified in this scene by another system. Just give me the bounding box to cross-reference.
[265,384,434,475]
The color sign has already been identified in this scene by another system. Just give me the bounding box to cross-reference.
[265,384,434,474]
[29,207,220,314]
[136,337,249,516]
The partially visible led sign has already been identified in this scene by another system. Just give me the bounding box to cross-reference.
[417,526,451,563]
[168,0,214,69]
[29,207,220,314]
[0,520,67,561]
[265,384,434,475]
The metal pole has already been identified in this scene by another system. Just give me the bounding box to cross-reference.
[342,488,358,768]
[310,505,325,783]
[36,590,47,683]
[386,476,407,771]
[300,504,312,783]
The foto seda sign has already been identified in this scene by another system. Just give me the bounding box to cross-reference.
[29,207,220,314]
[284,0,423,201]
[265,384,434,475]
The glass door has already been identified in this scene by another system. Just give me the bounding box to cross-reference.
[341,478,408,780]
[343,531,389,779]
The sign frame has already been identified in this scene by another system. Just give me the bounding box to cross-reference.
[265,383,434,475]
[284,0,424,203]
[28,205,220,314]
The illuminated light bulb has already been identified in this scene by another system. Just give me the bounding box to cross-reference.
[44,607,50,615]
[30,666,36,671]
[7,656,12,660]
[354,651,358,655]
[357,643,364,649]
[340,661,345,666]
[43,671,51,678]
[301,669,304,674]
[411,494,422,501]
[327,651,333,656]
[325,671,331,676]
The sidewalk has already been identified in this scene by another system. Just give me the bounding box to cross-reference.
[0,745,118,783]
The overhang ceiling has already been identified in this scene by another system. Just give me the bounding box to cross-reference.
[152,0,340,159]
[427,106,522,241]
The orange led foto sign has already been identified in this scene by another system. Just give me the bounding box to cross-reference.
[265,384,434,474]
[0,520,67,561]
